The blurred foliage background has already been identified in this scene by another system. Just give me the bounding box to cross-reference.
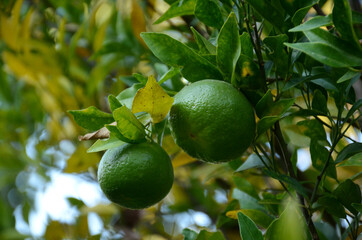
[0,0,361,239]
[0,0,232,239]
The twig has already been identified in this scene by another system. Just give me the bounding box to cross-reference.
[239,1,267,90]
[274,121,320,240]
[313,4,325,16]
[254,145,294,198]
[309,115,355,206]
[293,103,358,143]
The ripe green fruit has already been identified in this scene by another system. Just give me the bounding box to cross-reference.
[97,142,174,209]
[169,80,255,163]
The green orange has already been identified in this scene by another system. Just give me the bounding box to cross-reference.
[97,142,174,209]
[169,80,255,163]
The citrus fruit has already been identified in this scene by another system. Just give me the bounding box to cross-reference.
[169,79,255,163]
[97,142,174,209]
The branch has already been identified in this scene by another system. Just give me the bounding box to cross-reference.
[313,4,325,16]
[240,1,267,90]
[309,120,354,205]
[274,122,320,240]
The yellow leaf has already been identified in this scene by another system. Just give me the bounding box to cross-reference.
[21,7,33,55]
[172,151,196,168]
[225,210,243,219]
[93,2,112,51]
[44,221,67,240]
[2,51,37,85]
[94,2,113,27]
[132,75,174,123]
[241,61,254,77]
[142,235,168,240]
[64,144,100,173]
[131,0,147,46]
[80,204,119,216]
[162,135,180,155]
[0,0,22,50]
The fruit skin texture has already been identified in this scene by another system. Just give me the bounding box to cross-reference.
[169,79,255,163]
[97,142,174,209]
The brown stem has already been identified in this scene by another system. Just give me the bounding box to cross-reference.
[240,1,267,90]
[274,122,320,240]
[251,10,267,90]
[313,4,325,16]
[350,0,361,12]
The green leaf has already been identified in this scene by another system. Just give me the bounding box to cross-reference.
[259,193,281,216]
[263,34,289,77]
[297,119,327,142]
[233,177,259,199]
[310,139,336,179]
[235,154,269,172]
[314,222,339,240]
[338,153,362,167]
[286,28,362,67]
[0,69,12,103]
[191,27,216,54]
[285,42,362,68]
[352,10,362,24]
[311,78,338,91]
[116,83,144,109]
[291,1,318,26]
[217,199,240,228]
[237,211,263,240]
[264,169,308,198]
[67,197,84,208]
[195,230,225,240]
[182,228,198,240]
[195,0,224,29]
[68,106,114,131]
[240,33,253,59]
[256,116,281,136]
[257,116,280,136]
[332,0,360,48]
[108,95,122,112]
[132,73,148,84]
[217,12,241,82]
[317,195,346,218]
[255,90,273,118]
[289,15,332,32]
[244,0,285,31]
[333,179,361,215]
[255,90,294,118]
[112,106,146,142]
[158,67,181,85]
[270,98,295,116]
[141,33,223,82]
[93,41,134,57]
[265,198,309,240]
[279,0,315,16]
[282,77,307,91]
[232,189,266,211]
[236,209,274,229]
[87,134,125,153]
[344,98,362,121]
[335,143,362,164]
[105,124,135,143]
[282,74,324,92]
[337,70,360,83]
[351,203,362,213]
[236,54,263,89]
[154,0,196,24]
[312,89,328,114]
